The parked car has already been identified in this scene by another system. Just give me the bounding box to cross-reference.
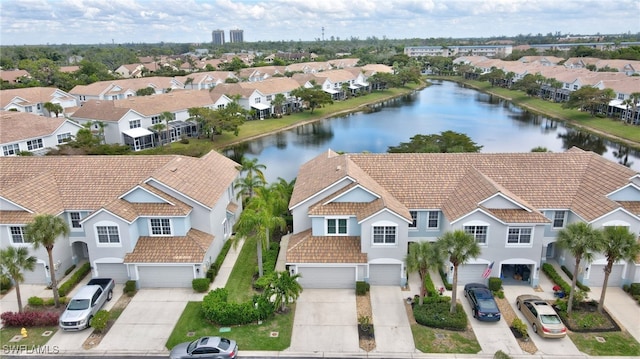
[516,294,567,338]
[59,278,114,331]
[463,283,501,321]
[170,336,238,359]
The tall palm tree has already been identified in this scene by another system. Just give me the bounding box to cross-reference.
[266,271,303,312]
[272,93,286,116]
[238,157,267,183]
[438,230,481,313]
[160,111,175,147]
[150,123,166,147]
[598,226,640,313]
[24,214,69,308]
[234,175,265,205]
[556,222,603,314]
[0,247,37,313]
[405,241,444,305]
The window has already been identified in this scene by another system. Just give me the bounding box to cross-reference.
[25,106,33,113]
[409,211,417,228]
[10,227,28,244]
[57,132,72,144]
[26,139,43,151]
[427,211,439,229]
[507,227,532,245]
[255,97,261,104]
[97,226,120,243]
[151,116,161,124]
[266,95,272,101]
[150,218,172,235]
[3,144,20,156]
[464,225,487,244]
[129,120,141,129]
[373,226,396,244]
[70,212,82,228]
[217,104,225,109]
[553,211,566,228]
[327,218,347,235]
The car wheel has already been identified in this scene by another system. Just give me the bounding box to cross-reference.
[532,324,538,333]
[107,290,113,301]
[464,290,467,298]
[516,301,521,310]
[472,309,477,318]
[87,316,93,329]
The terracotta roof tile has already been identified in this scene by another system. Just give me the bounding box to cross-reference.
[1,111,77,144]
[483,208,550,223]
[124,228,214,263]
[0,211,36,224]
[286,229,367,263]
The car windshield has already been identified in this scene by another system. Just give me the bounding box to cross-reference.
[478,299,498,311]
[66,299,90,310]
[218,338,231,350]
[540,314,562,324]
[187,339,199,353]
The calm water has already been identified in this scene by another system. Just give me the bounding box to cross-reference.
[224,80,640,183]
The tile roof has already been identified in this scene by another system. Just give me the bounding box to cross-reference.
[291,149,638,223]
[286,229,368,263]
[0,87,75,109]
[69,77,178,97]
[0,211,36,224]
[123,228,214,263]
[1,111,78,144]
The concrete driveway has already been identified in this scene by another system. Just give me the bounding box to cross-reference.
[370,286,415,354]
[97,288,202,353]
[287,289,361,354]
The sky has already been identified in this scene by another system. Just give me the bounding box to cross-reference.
[0,0,638,46]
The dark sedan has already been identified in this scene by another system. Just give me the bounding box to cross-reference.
[169,336,238,359]
[464,283,501,321]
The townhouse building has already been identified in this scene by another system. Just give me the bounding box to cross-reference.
[0,87,78,116]
[69,77,184,104]
[0,111,83,156]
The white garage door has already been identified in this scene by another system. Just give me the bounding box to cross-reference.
[368,264,402,286]
[138,266,193,288]
[589,264,624,287]
[95,263,129,283]
[455,264,487,285]
[297,267,355,289]
[22,263,47,284]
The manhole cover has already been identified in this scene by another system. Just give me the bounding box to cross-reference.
[186,332,195,337]
[270,332,279,337]
[42,331,53,337]
[435,333,446,339]
[9,335,22,342]
[595,336,606,343]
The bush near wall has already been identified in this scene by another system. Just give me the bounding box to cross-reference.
[58,262,91,297]
[438,267,453,290]
[424,271,437,297]
[207,239,234,282]
[192,278,210,293]
[488,277,502,292]
[560,265,590,292]
[124,280,137,297]
[542,263,571,294]
[356,281,370,295]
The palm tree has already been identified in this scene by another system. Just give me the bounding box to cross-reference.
[272,93,286,117]
[438,230,481,313]
[24,214,70,308]
[598,226,640,313]
[150,123,166,147]
[159,111,175,147]
[405,241,444,305]
[237,157,267,184]
[43,102,64,117]
[0,247,37,313]
[266,271,303,312]
[556,222,603,314]
[234,175,266,205]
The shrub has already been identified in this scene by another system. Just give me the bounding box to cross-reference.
[64,264,76,276]
[90,310,110,332]
[494,350,512,359]
[27,296,44,307]
[192,278,210,293]
[413,296,467,330]
[488,277,502,292]
[630,283,640,296]
[512,317,529,339]
[0,275,13,294]
[206,266,217,282]
[201,288,275,326]
[356,281,370,295]
[561,265,590,292]
[438,267,452,290]
[0,311,60,327]
[124,280,137,297]
[58,262,91,297]
[623,284,630,293]
[542,263,571,295]
[494,290,505,299]
[424,272,436,297]
[180,137,190,144]
[252,242,280,290]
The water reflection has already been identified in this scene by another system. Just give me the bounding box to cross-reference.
[223,80,639,183]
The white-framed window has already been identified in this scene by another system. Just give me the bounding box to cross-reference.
[409,211,417,228]
[327,218,347,235]
[266,95,272,101]
[3,143,20,156]
[255,97,261,104]
[57,132,72,144]
[553,211,566,229]
[129,119,141,129]
[26,138,43,151]
[150,218,172,236]
[25,106,33,113]
[464,225,488,245]
[373,225,397,244]
[507,227,533,245]
[217,104,225,109]
[96,225,120,244]
[69,212,82,229]
[10,226,28,244]
[427,211,439,229]
[223,218,229,237]
[151,116,161,124]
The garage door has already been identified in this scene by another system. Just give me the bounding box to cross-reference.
[22,263,47,284]
[297,267,355,289]
[95,263,129,283]
[138,266,193,288]
[589,264,624,287]
[455,264,486,285]
[368,264,401,286]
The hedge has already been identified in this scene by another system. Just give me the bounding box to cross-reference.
[0,276,12,294]
[412,296,467,331]
[253,242,280,291]
[629,283,640,296]
[201,288,275,326]
[542,263,571,295]
[561,265,590,292]
[58,262,91,297]
[192,278,210,293]
[28,296,44,307]
[207,239,234,282]
[1,311,59,327]
[438,267,452,290]
[124,280,137,297]
[488,277,502,292]
[356,281,370,295]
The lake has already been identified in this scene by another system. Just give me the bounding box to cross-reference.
[223,80,639,183]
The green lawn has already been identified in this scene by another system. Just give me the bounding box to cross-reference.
[225,236,258,303]
[0,326,58,348]
[411,324,481,354]
[569,331,640,356]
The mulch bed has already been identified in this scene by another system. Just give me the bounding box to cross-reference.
[555,302,620,333]
[356,292,376,352]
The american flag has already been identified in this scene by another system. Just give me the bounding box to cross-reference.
[482,261,494,279]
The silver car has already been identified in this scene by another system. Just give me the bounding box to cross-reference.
[516,294,567,338]
[169,336,238,359]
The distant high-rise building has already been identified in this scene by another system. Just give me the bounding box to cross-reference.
[212,29,225,45]
[229,29,244,43]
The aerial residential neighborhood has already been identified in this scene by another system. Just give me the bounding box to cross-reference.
[1,1,640,358]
